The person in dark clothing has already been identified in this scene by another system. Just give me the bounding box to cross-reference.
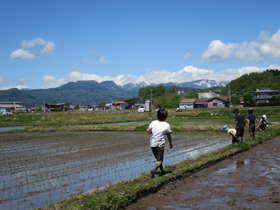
[233,109,246,144]
[247,108,260,141]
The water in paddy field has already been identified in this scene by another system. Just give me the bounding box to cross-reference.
[0,131,233,210]
[0,126,32,131]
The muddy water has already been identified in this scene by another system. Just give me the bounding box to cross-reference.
[0,131,234,210]
[127,136,280,210]
[0,126,32,131]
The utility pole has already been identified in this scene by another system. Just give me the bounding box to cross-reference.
[228,83,231,105]
[150,89,152,111]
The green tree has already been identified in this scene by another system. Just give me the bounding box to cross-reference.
[75,104,80,110]
[271,96,277,102]
[231,96,240,105]
[37,105,42,111]
[243,93,254,103]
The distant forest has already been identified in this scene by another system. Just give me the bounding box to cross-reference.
[216,69,280,95]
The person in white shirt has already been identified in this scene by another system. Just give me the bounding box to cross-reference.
[147,109,173,178]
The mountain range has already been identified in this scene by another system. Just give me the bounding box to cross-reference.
[0,79,228,107]
[121,79,229,91]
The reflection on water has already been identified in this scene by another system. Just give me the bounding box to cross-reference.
[0,132,231,210]
[0,126,32,131]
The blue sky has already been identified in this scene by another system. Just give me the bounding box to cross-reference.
[1,0,280,90]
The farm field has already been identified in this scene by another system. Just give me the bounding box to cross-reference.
[0,131,233,210]
[0,106,279,209]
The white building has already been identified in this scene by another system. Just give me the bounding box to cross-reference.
[0,101,23,114]
[252,88,280,103]
[179,99,196,109]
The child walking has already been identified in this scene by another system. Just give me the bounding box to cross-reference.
[247,108,259,140]
[147,109,173,178]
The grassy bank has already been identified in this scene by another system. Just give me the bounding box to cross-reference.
[1,106,280,130]
[43,126,280,210]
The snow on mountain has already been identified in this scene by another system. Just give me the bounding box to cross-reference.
[121,79,229,90]
[121,81,155,90]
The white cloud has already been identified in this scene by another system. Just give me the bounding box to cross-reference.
[43,75,66,88]
[69,64,78,69]
[66,64,280,86]
[0,85,30,91]
[259,29,280,59]
[9,49,35,60]
[40,41,56,55]
[200,40,238,62]
[10,38,57,60]
[82,59,87,64]
[91,51,96,54]
[18,78,26,84]
[200,29,280,63]
[21,38,46,48]
[99,56,108,63]
[3,63,278,90]
[235,41,264,62]
[181,52,192,59]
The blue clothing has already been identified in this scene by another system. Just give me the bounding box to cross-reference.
[235,114,246,128]
[247,114,256,126]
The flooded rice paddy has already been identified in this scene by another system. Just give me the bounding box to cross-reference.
[0,126,32,131]
[0,131,233,210]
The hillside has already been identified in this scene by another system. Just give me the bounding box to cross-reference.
[217,69,280,95]
[0,80,133,107]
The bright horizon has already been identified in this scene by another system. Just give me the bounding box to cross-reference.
[1,0,280,90]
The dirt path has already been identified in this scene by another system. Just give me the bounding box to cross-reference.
[126,136,280,210]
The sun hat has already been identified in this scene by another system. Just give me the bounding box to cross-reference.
[222,125,229,131]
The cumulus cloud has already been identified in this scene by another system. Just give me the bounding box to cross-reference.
[9,38,57,60]
[43,75,66,88]
[18,78,26,84]
[0,85,30,91]
[65,64,280,86]
[235,41,264,62]
[3,63,278,90]
[9,49,35,60]
[99,56,108,63]
[200,29,280,63]
[200,40,238,62]
[21,38,46,48]
[181,52,192,59]
[40,41,56,55]
[259,29,280,59]
[69,64,78,69]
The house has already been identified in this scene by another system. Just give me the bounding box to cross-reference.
[45,102,70,111]
[0,101,23,113]
[194,98,209,108]
[207,97,227,108]
[251,88,280,103]
[194,97,227,108]
[79,105,88,111]
[113,101,128,110]
[179,99,196,109]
